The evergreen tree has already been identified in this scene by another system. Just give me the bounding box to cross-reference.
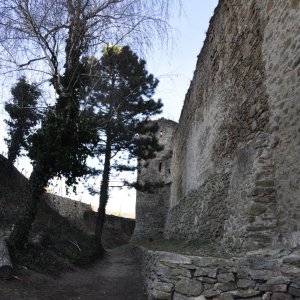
[0,0,176,252]
[5,77,41,164]
[9,38,99,251]
[83,46,163,252]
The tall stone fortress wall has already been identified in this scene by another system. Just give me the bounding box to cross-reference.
[163,0,300,250]
[132,118,177,241]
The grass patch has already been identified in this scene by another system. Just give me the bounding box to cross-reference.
[137,238,235,258]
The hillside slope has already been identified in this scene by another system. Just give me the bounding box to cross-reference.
[0,154,135,274]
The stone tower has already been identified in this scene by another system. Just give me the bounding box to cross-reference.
[132,118,177,241]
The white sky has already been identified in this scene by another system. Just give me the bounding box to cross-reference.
[0,1,219,218]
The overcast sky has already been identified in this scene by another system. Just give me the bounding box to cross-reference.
[0,1,219,218]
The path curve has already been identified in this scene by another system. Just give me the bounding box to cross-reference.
[0,246,147,300]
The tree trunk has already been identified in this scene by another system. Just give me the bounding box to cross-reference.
[95,132,112,254]
[7,128,24,165]
[9,167,48,250]
[0,239,13,279]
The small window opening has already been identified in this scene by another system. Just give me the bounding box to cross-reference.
[159,162,162,172]
[168,169,171,174]
[160,131,163,137]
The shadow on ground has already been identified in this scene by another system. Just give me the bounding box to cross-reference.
[0,245,146,300]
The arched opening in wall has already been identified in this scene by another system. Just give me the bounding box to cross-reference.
[159,162,162,172]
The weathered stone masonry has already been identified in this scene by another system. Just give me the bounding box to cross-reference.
[163,0,300,250]
[137,246,300,300]
[132,118,177,241]
[134,0,300,298]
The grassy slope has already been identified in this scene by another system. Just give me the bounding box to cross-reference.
[0,154,135,275]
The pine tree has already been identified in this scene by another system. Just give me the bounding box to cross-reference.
[2,0,176,252]
[5,77,41,165]
[83,46,163,252]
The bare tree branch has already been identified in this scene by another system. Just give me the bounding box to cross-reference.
[0,0,180,115]
[18,56,46,68]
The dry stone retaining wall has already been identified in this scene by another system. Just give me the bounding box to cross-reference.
[137,247,300,300]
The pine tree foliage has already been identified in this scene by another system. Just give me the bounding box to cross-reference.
[5,77,41,164]
[84,46,163,163]
[82,46,163,250]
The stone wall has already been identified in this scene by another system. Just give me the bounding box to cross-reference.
[44,194,93,233]
[164,0,300,249]
[262,0,300,247]
[137,246,300,300]
[132,118,177,241]
[45,194,135,237]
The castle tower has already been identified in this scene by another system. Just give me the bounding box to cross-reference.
[132,118,177,241]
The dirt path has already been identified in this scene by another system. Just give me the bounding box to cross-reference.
[0,246,147,300]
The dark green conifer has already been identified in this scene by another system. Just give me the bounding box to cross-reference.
[5,77,41,164]
[83,46,163,252]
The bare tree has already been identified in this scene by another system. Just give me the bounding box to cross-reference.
[0,0,177,88]
[0,0,179,251]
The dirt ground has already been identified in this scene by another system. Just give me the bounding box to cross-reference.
[0,246,147,300]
